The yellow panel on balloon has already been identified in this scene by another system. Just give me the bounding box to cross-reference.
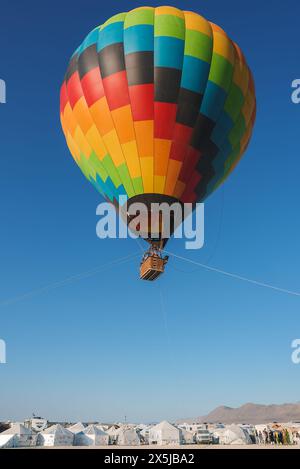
[154,175,166,194]
[140,157,154,192]
[73,126,92,158]
[155,6,183,18]
[85,125,107,160]
[66,132,80,161]
[211,30,235,65]
[103,129,125,166]
[121,141,141,178]
[184,11,211,37]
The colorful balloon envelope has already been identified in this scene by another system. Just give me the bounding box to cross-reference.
[60,6,256,277]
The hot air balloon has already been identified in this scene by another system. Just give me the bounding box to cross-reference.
[60,6,256,281]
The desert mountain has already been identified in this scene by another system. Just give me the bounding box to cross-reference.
[179,403,300,425]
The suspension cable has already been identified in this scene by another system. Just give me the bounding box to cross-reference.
[0,251,140,307]
[165,250,300,298]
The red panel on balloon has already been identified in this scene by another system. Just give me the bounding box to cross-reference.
[181,172,202,203]
[169,140,188,162]
[81,68,105,107]
[129,84,154,121]
[60,82,68,113]
[154,102,177,139]
[173,123,193,143]
[102,71,130,110]
[67,72,83,109]
[180,147,201,183]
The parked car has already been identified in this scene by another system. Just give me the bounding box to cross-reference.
[196,429,213,444]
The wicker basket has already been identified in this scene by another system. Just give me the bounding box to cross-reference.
[140,255,165,281]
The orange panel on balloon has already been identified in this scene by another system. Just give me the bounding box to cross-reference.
[134,120,154,158]
[154,139,172,176]
[111,105,136,143]
[89,98,114,136]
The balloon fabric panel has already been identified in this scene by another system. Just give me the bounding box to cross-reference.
[60,6,256,205]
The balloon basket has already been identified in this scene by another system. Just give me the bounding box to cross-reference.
[139,244,169,281]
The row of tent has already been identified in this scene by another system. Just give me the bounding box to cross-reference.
[0,421,192,448]
[1,420,284,448]
[0,423,110,448]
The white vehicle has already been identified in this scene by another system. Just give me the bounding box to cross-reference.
[178,423,206,433]
[195,429,213,444]
[24,416,48,432]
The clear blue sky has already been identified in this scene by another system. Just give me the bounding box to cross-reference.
[1,0,300,423]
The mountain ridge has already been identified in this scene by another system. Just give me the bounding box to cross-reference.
[178,402,300,424]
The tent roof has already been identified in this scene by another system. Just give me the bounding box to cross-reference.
[1,423,33,435]
[115,426,134,435]
[68,422,86,433]
[95,424,107,432]
[115,426,140,437]
[114,426,140,444]
[42,424,73,436]
[151,420,178,432]
[84,425,107,436]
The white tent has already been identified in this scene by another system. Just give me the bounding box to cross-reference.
[107,425,120,444]
[0,434,15,448]
[68,422,86,434]
[212,427,226,445]
[139,425,153,444]
[149,421,180,446]
[180,428,195,444]
[214,425,252,445]
[74,425,109,446]
[115,426,140,446]
[37,424,74,447]
[0,423,36,447]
